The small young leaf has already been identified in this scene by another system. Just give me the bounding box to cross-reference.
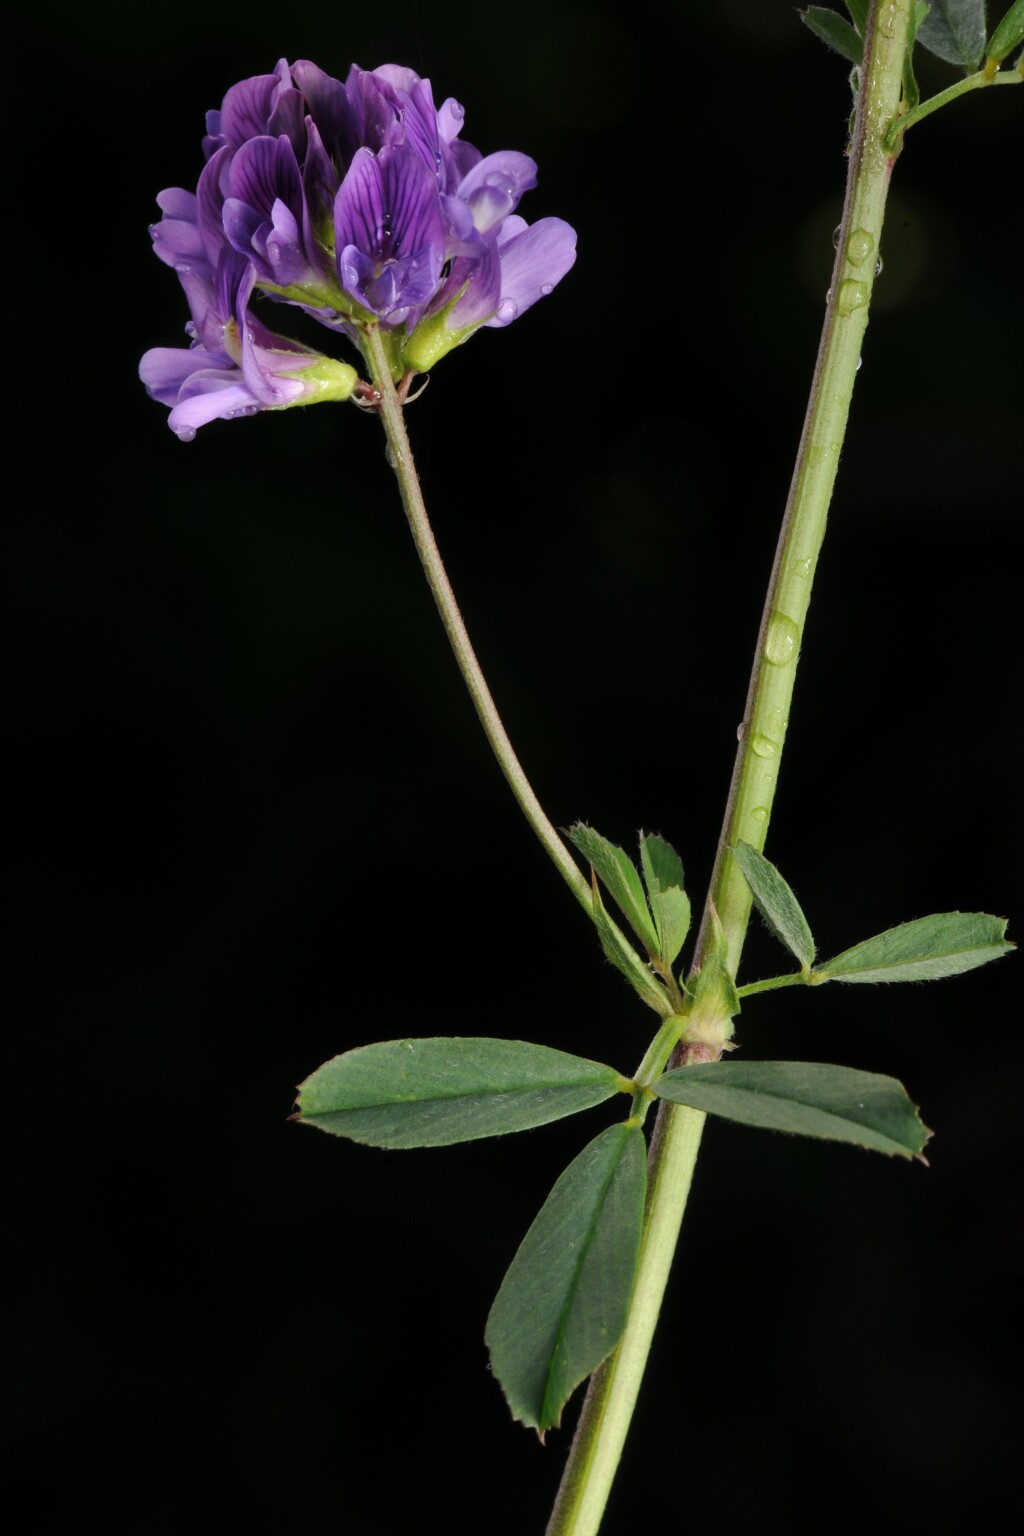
[802,6,865,64]
[640,833,691,967]
[987,0,1024,60]
[652,1061,930,1158]
[689,904,741,1021]
[732,842,816,970]
[918,0,988,66]
[902,1,932,109]
[589,880,671,1014]
[814,912,1012,984]
[294,1038,628,1147]
[486,1123,647,1434]
[567,824,660,956]
[844,0,870,34]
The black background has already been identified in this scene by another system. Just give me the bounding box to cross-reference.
[13,3,1021,1531]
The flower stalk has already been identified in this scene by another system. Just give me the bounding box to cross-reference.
[360,326,671,1019]
[361,326,586,904]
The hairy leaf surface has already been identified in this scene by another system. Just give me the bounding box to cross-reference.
[486,1123,647,1433]
[295,1037,627,1147]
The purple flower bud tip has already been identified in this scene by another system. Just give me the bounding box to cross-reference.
[142,60,576,433]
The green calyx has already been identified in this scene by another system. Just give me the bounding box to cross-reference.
[272,355,359,407]
[402,289,480,373]
[258,275,359,318]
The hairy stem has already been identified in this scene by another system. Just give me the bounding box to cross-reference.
[545,5,912,1532]
[545,1104,705,1536]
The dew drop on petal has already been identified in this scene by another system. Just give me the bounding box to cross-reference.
[451,101,465,122]
[176,426,197,443]
[495,297,518,324]
[540,282,553,296]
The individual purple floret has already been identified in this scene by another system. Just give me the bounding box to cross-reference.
[140,254,357,440]
[142,59,576,433]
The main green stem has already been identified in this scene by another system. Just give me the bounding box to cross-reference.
[364,4,909,1526]
[546,4,911,1533]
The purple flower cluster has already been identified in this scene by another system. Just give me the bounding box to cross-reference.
[141,60,577,436]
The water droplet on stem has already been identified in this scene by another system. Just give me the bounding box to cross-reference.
[837,279,867,315]
[765,612,799,667]
[845,228,875,267]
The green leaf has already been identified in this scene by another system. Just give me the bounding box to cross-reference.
[814,912,1013,984]
[988,0,1024,59]
[567,824,660,956]
[844,0,870,34]
[652,1061,930,1158]
[732,842,816,971]
[486,1123,647,1433]
[912,0,933,37]
[640,833,691,967]
[802,6,865,63]
[690,904,741,1015]
[588,880,669,1013]
[903,2,932,108]
[918,0,988,66]
[294,1037,628,1147]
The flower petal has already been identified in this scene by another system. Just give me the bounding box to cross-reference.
[213,61,294,151]
[457,151,538,233]
[344,65,403,154]
[169,374,265,440]
[485,216,577,326]
[139,345,227,405]
[334,144,445,269]
[149,199,206,271]
[442,240,502,330]
[229,134,302,223]
[195,147,232,266]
